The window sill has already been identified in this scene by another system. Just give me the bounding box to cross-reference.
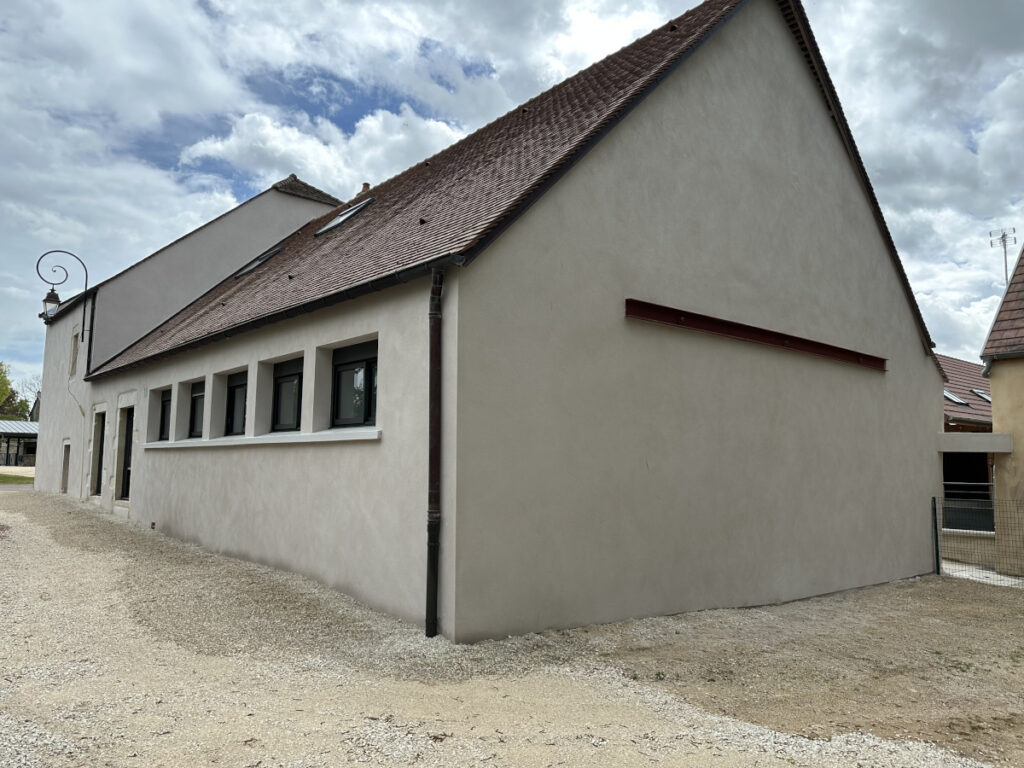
[143,427,381,449]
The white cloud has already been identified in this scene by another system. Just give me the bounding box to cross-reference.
[804,0,1024,359]
[181,105,465,197]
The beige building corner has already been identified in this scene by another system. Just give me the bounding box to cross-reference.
[988,359,1024,575]
[981,232,1024,576]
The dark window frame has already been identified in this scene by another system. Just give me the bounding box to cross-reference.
[118,407,134,500]
[92,412,105,496]
[158,389,172,441]
[224,371,248,436]
[188,381,205,438]
[272,358,303,432]
[331,341,377,428]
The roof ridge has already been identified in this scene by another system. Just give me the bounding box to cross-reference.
[271,174,342,207]
[936,353,983,366]
[982,240,1024,359]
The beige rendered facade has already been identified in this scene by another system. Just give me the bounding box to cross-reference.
[987,359,1024,574]
[990,359,1024,500]
[37,277,456,626]
[36,0,942,641]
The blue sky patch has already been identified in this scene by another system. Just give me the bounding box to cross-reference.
[243,68,411,133]
[126,114,235,172]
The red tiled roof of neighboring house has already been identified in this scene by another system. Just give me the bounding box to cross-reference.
[935,354,992,426]
[982,244,1024,359]
[88,0,934,379]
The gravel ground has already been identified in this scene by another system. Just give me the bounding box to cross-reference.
[0,491,1015,767]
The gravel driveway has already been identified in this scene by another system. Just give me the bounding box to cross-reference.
[1,491,1016,767]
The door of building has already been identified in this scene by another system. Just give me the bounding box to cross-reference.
[119,408,133,500]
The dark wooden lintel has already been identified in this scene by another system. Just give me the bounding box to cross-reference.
[625,298,886,372]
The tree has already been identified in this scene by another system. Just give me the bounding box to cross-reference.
[0,362,10,407]
[0,363,30,421]
[17,373,42,402]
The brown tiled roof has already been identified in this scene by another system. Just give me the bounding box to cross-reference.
[935,354,992,426]
[982,245,1024,359]
[272,174,342,207]
[89,0,934,378]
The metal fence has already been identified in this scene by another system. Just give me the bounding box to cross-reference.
[933,497,1024,586]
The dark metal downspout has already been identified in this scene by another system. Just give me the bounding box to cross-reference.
[86,291,97,375]
[425,268,444,637]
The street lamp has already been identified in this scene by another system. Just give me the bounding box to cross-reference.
[42,287,61,319]
[36,250,88,341]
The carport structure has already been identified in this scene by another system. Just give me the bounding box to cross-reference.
[0,420,39,467]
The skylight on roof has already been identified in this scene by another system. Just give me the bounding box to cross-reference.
[943,390,968,406]
[234,247,282,278]
[315,198,373,236]
[971,389,992,403]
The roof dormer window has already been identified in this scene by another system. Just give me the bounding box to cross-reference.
[234,247,282,278]
[943,390,968,406]
[315,198,373,236]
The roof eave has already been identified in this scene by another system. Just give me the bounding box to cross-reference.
[84,253,466,381]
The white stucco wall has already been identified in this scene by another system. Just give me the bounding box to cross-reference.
[89,190,334,368]
[36,275,454,628]
[37,305,92,499]
[449,0,943,641]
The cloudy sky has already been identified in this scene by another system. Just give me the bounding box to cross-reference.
[1,0,1022,387]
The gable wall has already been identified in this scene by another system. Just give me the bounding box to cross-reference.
[451,0,942,640]
[90,190,334,368]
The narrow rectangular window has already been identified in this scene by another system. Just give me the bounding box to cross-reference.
[70,334,79,377]
[92,412,105,496]
[272,358,303,432]
[189,381,205,438]
[332,341,377,427]
[118,407,134,500]
[158,389,172,441]
[225,371,247,436]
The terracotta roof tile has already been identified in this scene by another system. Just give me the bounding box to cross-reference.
[935,354,992,426]
[983,245,1024,358]
[89,0,933,378]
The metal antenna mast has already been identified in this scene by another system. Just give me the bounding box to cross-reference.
[990,227,1017,286]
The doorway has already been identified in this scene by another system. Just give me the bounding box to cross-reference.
[117,407,134,500]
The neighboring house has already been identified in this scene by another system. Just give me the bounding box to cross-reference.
[29,396,40,422]
[983,240,1024,500]
[980,241,1024,575]
[934,355,1005,544]
[937,354,993,501]
[36,0,944,642]
[0,420,38,467]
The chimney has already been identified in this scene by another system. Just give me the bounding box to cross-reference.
[361,182,370,194]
